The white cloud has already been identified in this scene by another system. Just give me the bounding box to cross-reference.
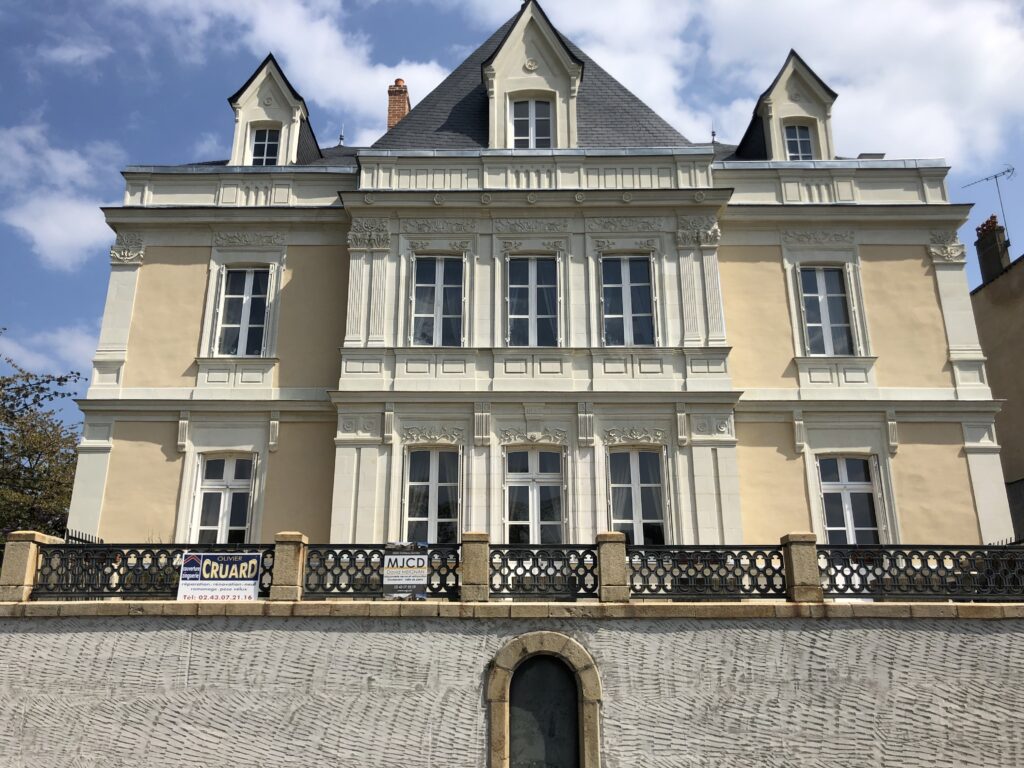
[0,323,98,375]
[36,38,113,67]
[193,131,230,160]
[1,194,113,272]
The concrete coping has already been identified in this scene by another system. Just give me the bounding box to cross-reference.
[595,532,626,544]
[781,532,817,544]
[2,601,1021,620]
[274,532,309,544]
[461,532,489,543]
[5,531,63,544]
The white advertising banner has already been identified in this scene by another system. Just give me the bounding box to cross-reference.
[176,552,262,601]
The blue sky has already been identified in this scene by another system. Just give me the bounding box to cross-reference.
[2,0,1023,419]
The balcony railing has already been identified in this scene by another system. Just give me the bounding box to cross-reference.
[817,545,1024,601]
[303,545,460,599]
[488,546,599,600]
[627,546,787,599]
[32,543,275,600]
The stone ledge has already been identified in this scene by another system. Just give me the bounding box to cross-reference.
[2,600,1023,619]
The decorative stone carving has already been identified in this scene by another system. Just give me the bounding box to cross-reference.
[886,412,898,455]
[928,231,967,263]
[382,405,394,445]
[176,411,189,453]
[634,239,657,250]
[213,231,284,247]
[586,217,664,232]
[492,218,568,233]
[480,193,493,205]
[793,414,806,453]
[621,192,633,203]
[269,411,280,452]
[577,403,594,447]
[433,193,444,206]
[110,232,144,264]
[781,229,855,245]
[541,240,563,252]
[689,412,735,442]
[676,406,688,447]
[676,215,721,247]
[401,425,464,444]
[604,427,666,445]
[500,427,568,445]
[401,218,477,234]
[593,239,614,252]
[501,240,523,253]
[474,403,491,447]
[348,218,391,250]
[526,193,538,205]
[408,241,431,252]
[574,192,586,204]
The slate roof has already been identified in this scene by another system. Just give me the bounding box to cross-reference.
[372,9,689,150]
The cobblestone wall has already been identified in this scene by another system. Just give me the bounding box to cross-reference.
[1,617,1022,767]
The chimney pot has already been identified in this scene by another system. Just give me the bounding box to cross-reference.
[975,214,1012,284]
[387,77,411,130]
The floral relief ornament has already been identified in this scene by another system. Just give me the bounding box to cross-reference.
[500,427,568,445]
[603,427,666,445]
[401,425,464,444]
[928,231,967,263]
[676,215,721,247]
[110,232,144,263]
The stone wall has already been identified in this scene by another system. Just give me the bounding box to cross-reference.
[2,616,1023,767]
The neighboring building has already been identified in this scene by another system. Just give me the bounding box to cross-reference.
[970,215,1024,538]
[66,0,1013,548]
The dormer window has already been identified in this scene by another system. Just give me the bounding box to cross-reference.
[785,124,814,160]
[251,128,280,166]
[513,100,552,149]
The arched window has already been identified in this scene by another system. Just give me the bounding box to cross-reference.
[509,655,578,768]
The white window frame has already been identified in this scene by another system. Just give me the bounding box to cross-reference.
[403,447,462,544]
[505,255,560,348]
[200,248,286,359]
[817,455,882,546]
[784,123,814,160]
[504,448,565,545]
[607,448,666,546]
[600,254,657,347]
[191,453,256,544]
[214,267,271,357]
[408,254,466,347]
[511,98,553,149]
[798,266,855,357]
[251,126,281,166]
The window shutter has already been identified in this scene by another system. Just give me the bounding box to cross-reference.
[870,455,889,543]
[210,266,226,355]
[407,255,416,346]
[844,261,865,356]
[262,264,277,356]
[186,457,202,543]
[247,452,259,543]
[457,445,465,539]
[556,252,564,347]
[793,268,810,355]
[503,254,511,346]
[461,252,468,348]
[650,252,661,347]
[598,257,607,346]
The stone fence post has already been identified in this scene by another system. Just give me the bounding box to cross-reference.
[596,532,629,602]
[0,531,63,602]
[269,531,307,601]
[460,532,490,602]
[781,532,823,603]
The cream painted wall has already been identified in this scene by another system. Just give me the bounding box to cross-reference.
[893,423,980,543]
[718,246,799,389]
[261,421,335,541]
[860,246,953,389]
[972,264,1024,482]
[98,421,182,543]
[123,247,209,388]
[735,421,810,542]
[277,246,348,389]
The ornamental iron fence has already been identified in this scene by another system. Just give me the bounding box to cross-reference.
[489,546,599,600]
[817,545,1024,601]
[32,543,275,600]
[303,545,460,599]
[627,546,787,599]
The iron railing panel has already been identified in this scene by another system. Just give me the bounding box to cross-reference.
[817,545,1024,600]
[303,545,460,599]
[33,543,274,600]
[627,546,786,599]
[489,546,599,600]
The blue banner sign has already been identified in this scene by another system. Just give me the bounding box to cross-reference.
[177,552,262,601]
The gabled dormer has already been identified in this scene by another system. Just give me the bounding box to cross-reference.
[733,51,838,161]
[481,0,583,149]
[227,53,322,166]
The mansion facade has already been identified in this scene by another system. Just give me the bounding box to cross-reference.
[66,0,1013,551]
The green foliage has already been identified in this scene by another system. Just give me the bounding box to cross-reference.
[0,328,82,540]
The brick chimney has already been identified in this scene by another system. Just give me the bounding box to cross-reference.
[975,215,1012,283]
[387,78,410,130]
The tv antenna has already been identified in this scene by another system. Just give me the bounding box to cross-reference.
[963,165,1015,247]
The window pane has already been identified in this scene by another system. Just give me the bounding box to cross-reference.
[800,269,818,295]
[804,296,821,324]
[437,451,459,484]
[407,485,429,518]
[219,327,239,355]
[244,326,263,355]
[443,259,463,286]
[851,493,877,528]
[507,451,529,473]
[249,297,267,324]
[509,318,530,346]
[603,287,623,315]
[441,317,462,347]
[827,296,850,325]
[225,271,247,295]
[831,326,854,356]
[513,101,529,119]
[826,529,848,545]
[200,493,220,526]
[198,529,217,544]
[602,259,622,284]
[534,136,551,149]
[537,286,557,316]
[415,258,436,285]
[609,452,631,485]
[539,486,561,521]
[640,487,662,520]
[630,258,651,282]
[819,458,840,483]
[854,528,879,545]
[539,452,561,474]
[508,259,529,285]
[442,287,461,315]
[630,285,652,314]
[539,525,562,544]
[611,488,633,520]
[234,458,252,481]
[436,485,457,519]
[514,137,530,149]
[251,270,269,296]
[204,459,225,480]
[229,492,249,527]
[508,486,530,521]
[807,326,825,355]
[535,101,551,118]
[823,494,845,527]
[604,318,625,346]
[638,452,661,484]
[535,259,556,285]
[508,287,530,316]
[642,523,665,546]
[823,269,846,295]
[536,316,557,347]
[436,522,458,544]
[223,297,243,324]
[614,522,634,546]
[407,521,428,543]
[413,318,434,346]
[408,450,430,483]
[414,286,436,314]
[632,316,654,345]
[845,459,871,483]
[509,524,530,544]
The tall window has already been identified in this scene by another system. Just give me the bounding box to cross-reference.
[785,124,813,160]
[412,257,463,347]
[799,267,853,355]
[406,449,459,543]
[609,450,665,545]
[602,257,654,346]
[819,457,880,545]
[217,268,270,356]
[195,455,254,544]
[513,100,552,149]
[252,128,280,166]
[506,449,563,544]
[508,257,558,347]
